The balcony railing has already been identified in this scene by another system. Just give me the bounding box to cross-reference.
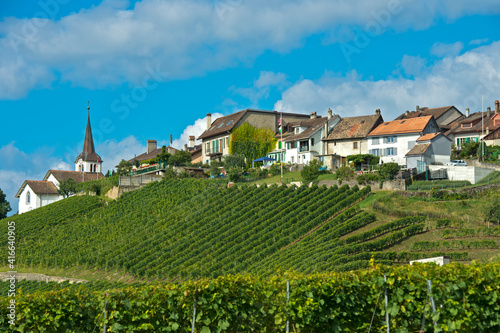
[299,146,309,152]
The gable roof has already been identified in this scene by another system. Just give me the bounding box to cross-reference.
[406,143,431,156]
[284,116,337,142]
[198,110,248,140]
[126,146,179,164]
[448,111,489,135]
[395,106,461,125]
[43,170,104,184]
[368,116,433,137]
[15,180,59,198]
[325,114,383,140]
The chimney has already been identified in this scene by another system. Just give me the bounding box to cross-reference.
[188,136,195,148]
[466,108,470,117]
[206,113,212,130]
[310,111,317,119]
[487,106,491,119]
[184,143,188,151]
[328,108,333,120]
[405,110,410,116]
[495,100,499,114]
[486,127,490,135]
[416,105,420,111]
[375,109,381,116]
[147,140,157,154]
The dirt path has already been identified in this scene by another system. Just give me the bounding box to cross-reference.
[0,272,87,284]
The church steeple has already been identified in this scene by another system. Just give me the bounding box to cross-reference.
[75,102,102,173]
[82,103,96,160]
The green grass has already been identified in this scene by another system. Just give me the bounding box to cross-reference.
[477,171,500,184]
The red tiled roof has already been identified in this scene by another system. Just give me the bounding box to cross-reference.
[368,116,433,136]
[417,132,441,142]
[325,114,383,140]
[43,170,104,184]
[15,180,59,198]
[406,143,431,156]
[395,106,460,125]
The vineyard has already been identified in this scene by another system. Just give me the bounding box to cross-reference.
[2,263,500,332]
[2,178,498,281]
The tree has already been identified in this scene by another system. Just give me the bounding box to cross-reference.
[335,166,354,181]
[169,150,191,166]
[347,154,380,169]
[224,154,246,169]
[484,198,500,224]
[117,159,132,176]
[58,178,78,198]
[105,170,111,178]
[229,123,277,167]
[301,159,322,183]
[156,146,171,164]
[379,162,400,180]
[0,188,12,219]
[227,167,245,182]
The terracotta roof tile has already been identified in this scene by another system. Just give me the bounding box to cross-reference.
[406,143,431,156]
[368,116,432,136]
[395,106,458,124]
[197,110,248,140]
[25,181,59,194]
[43,170,104,184]
[325,115,383,140]
[417,132,441,142]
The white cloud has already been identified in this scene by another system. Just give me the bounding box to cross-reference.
[1,0,500,99]
[171,113,224,149]
[469,38,489,46]
[275,41,500,120]
[400,55,427,77]
[234,71,289,104]
[96,135,145,171]
[431,41,464,58]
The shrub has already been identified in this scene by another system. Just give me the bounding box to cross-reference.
[301,159,322,183]
[379,162,400,180]
[356,173,379,184]
[335,166,354,181]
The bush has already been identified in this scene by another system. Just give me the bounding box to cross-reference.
[484,198,500,224]
[335,166,354,181]
[269,163,282,176]
[379,162,400,180]
[356,173,379,184]
[224,154,246,169]
[301,159,322,183]
[227,167,245,182]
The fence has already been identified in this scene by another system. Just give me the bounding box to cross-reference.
[119,175,163,186]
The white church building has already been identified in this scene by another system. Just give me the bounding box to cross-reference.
[15,106,104,214]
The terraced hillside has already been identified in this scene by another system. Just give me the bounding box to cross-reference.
[1,179,498,281]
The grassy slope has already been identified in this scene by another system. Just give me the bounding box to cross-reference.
[1,179,499,283]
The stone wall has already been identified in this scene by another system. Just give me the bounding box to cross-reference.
[317,179,406,191]
[0,272,86,284]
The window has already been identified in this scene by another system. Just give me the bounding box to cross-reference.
[353,142,358,149]
[372,137,379,145]
[218,123,224,128]
[291,156,294,163]
[216,139,220,153]
[461,123,472,129]
[26,191,30,204]
[369,149,380,156]
[311,138,315,146]
[218,139,222,152]
[385,147,397,156]
[206,142,210,153]
[227,120,234,126]
[295,128,300,134]
[387,136,395,143]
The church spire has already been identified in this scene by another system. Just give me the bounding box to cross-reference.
[82,102,96,160]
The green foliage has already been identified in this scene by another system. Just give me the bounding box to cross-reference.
[117,159,132,176]
[269,163,283,176]
[210,161,224,177]
[408,180,471,190]
[356,172,379,184]
[379,162,400,180]
[335,166,354,180]
[441,227,500,238]
[223,154,246,169]
[57,177,78,198]
[162,167,178,180]
[484,197,500,224]
[347,154,380,167]
[0,188,11,219]
[459,140,480,159]
[226,167,244,182]
[75,175,119,196]
[4,263,500,332]
[411,240,497,251]
[300,159,322,183]
[229,123,277,167]
[478,171,500,184]
[169,149,191,166]
[436,218,464,228]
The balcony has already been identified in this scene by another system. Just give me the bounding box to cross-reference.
[299,146,310,152]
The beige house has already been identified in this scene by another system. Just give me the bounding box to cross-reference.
[197,109,310,164]
[322,109,384,169]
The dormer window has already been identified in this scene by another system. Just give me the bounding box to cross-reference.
[295,128,300,134]
[461,123,472,128]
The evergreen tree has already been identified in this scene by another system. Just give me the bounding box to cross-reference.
[0,188,12,219]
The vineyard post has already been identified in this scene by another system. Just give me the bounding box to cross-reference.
[191,299,197,333]
[426,280,439,330]
[102,293,108,333]
[286,280,290,333]
[384,274,389,333]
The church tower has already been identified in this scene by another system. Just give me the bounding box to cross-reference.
[75,104,103,173]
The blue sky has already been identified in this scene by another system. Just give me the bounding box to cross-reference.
[1,0,500,213]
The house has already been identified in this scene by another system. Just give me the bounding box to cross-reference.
[322,109,384,169]
[482,100,500,147]
[395,105,464,133]
[405,132,452,171]
[184,136,202,164]
[16,106,104,214]
[447,102,500,149]
[367,115,440,165]
[127,140,178,165]
[197,109,311,164]
[278,110,340,165]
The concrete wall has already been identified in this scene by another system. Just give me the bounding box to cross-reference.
[317,179,406,191]
[467,160,500,170]
[428,165,494,184]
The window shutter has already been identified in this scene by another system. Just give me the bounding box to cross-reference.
[394,136,397,143]
[369,149,373,155]
[383,137,388,144]
[394,147,398,155]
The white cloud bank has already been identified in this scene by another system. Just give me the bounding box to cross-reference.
[1,0,500,99]
[274,41,500,120]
